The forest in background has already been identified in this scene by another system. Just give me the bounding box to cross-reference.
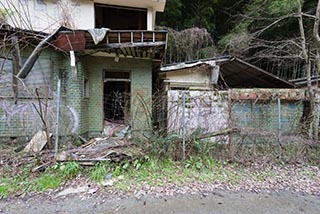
[156,0,320,81]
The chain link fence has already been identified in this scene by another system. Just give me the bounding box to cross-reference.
[153,89,320,161]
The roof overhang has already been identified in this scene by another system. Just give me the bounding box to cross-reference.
[0,23,47,44]
[94,0,166,12]
[160,56,297,89]
[219,57,297,88]
[52,28,168,61]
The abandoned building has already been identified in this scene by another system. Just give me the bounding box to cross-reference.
[158,57,317,142]
[0,0,167,138]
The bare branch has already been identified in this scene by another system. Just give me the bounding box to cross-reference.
[314,0,320,42]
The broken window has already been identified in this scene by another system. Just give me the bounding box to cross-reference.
[95,4,147,30]
[104,70,131,123]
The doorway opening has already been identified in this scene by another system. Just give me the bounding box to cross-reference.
[104,70,131,123]
[95,4,147,30]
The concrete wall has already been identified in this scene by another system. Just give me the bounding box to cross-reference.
[163,67,213,90]
[167,90,229,139]
[166,89,310,142]
[1,0,163,33]
[82,56,153,136]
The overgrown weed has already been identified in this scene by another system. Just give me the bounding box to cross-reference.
[32,174,61,191]
[90,162,108,182]
[61,161,80,179]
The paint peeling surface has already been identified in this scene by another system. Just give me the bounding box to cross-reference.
[230,89,306,101]
[167,90,228,141]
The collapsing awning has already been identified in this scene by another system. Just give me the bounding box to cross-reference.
[219,57,296,88]
[160,56,297,89]
[0,24,168,79]
[53,27,168,61]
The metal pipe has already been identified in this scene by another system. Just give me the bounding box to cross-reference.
[277,98,282,159]
[182,91,186,160]
[54,79,61,155]
[277,98,281,133]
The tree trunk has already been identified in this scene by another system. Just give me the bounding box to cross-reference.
[297,0,315,138]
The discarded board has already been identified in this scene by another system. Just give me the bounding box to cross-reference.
[56,186,89,197]
[55,141,142,165]
[23,131,52,153]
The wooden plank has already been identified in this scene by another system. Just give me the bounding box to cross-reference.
[120,32,131,43]
[137,48,142,58]
[120,48,127,56]
[126,47,132,56]
[118,32,121,44]
[130,47,136,57]
[104,78,131,82]
[151,48,156,58]
[86,41,166,49]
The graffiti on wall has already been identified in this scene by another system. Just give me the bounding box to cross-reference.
[0,97,79,135]
[0,57,79,136]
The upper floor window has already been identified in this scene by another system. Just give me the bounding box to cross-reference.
[95,4,147,30]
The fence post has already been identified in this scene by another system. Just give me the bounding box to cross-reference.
[54,79,61,155]
[277,98,282,158]
[182,91,186,160]
[227,89,233,159]
[314,104,320,143]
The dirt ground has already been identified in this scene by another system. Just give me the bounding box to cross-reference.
[0,191,319,214]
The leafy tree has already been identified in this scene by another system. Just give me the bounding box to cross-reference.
[157,0,183,29]
[164,27,216,64]
[157,0,217,35]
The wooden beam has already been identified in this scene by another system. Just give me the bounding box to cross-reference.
[18,28,58,78]
[86,41,166,50]
[137,49,142,58]
[130,47,136,57]
[120,48,127,56]
[126,47,132,56]
[118,32,121,44]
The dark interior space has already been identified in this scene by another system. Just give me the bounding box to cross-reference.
[95,4,147,30]
[104,71,131,122]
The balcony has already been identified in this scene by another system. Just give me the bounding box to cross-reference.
[94,0,166,12]
[54,28,168,61]
[84,30,167,60]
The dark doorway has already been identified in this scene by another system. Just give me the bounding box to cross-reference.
[104,70,131,123]
[95,4,147,30]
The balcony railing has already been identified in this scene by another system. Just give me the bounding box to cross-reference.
[83,30,168,60]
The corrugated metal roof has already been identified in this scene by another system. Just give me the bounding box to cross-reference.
[160,57,297,88]
[219,58,296,88]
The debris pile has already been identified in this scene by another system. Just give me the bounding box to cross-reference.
[55,121,140,165]
[56,140,141,165]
